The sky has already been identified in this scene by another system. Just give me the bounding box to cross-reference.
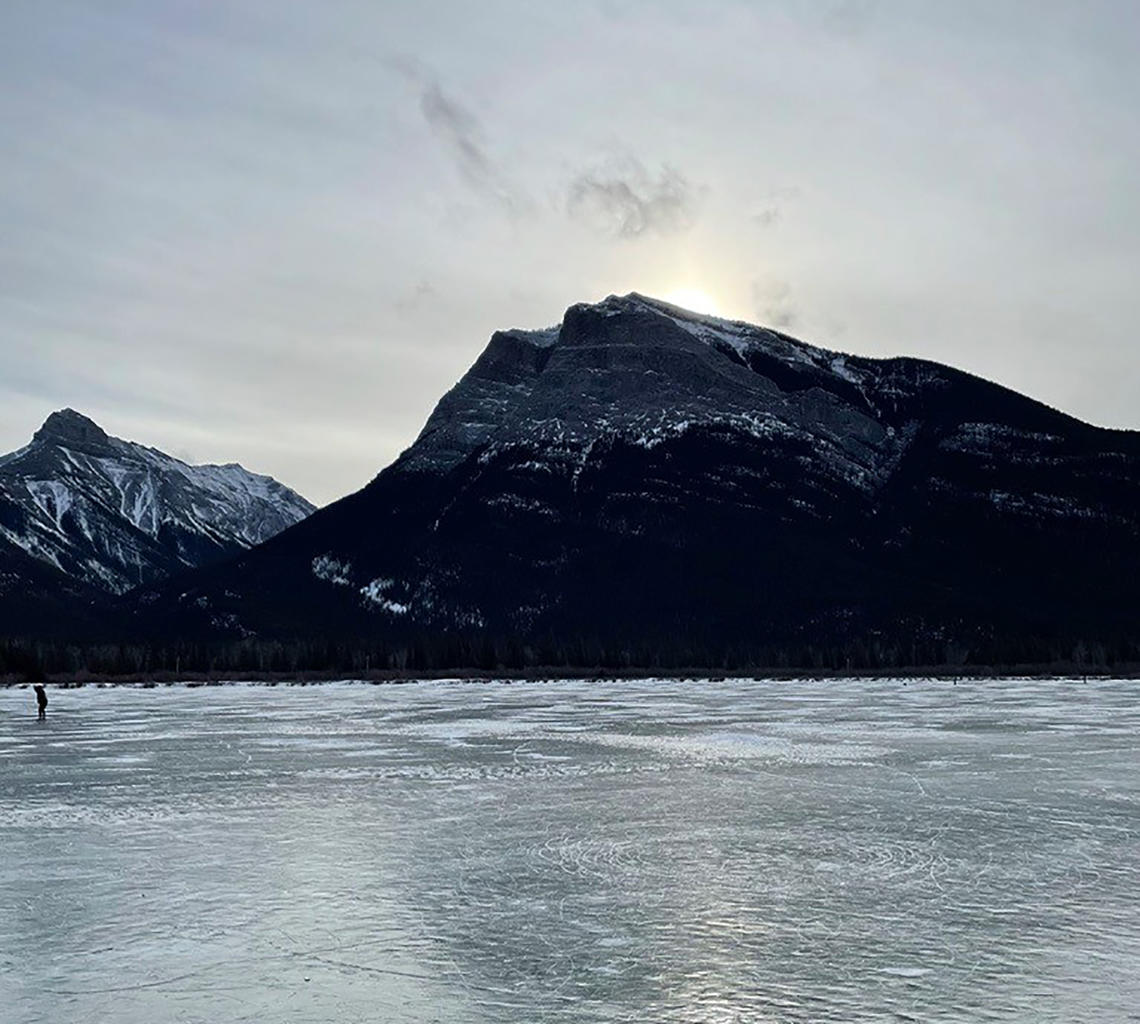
[2,1,1138,506]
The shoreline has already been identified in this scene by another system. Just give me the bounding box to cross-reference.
[3,665,1135,687]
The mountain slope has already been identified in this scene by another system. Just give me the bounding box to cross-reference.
[0,410,316,594]
[137,294,1140,664]
[0,537,108,642]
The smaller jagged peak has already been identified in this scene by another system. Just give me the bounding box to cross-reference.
[33,409,111,449]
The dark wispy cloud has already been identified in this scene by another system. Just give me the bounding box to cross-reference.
[389,57,527,215]
[389,58,701,236]
[419,82,518,209]
[566,158,702,239]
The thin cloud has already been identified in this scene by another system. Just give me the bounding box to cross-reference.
[419,84,497,195]
[394,279,439,314]
[389,57,527,215]
[752,186,801,228]
[753,207,782,228]
[753,278,797,330]
[566,158,702,239]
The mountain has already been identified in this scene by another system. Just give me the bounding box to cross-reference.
[0,537,106,642]
[137,293,1140,666]
[0,409,316,596]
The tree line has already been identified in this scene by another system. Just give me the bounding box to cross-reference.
[2,629,1139,682]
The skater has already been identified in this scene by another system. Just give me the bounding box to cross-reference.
[34,684,47,721]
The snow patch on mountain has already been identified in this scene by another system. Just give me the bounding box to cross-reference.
[312,555,352,586]
[25,480,73,531]
[360,577,408,615]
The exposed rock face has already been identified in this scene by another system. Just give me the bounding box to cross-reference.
[0,410,316,594]
[142,294,1140,662]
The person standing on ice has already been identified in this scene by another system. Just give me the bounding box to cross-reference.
[34,684,47,721]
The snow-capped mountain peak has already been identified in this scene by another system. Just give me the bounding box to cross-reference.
[399,291,888,477]
[0,411,316,593]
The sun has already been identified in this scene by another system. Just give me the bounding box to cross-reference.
[662,288,721,317]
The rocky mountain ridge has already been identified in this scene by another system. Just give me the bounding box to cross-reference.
[0,409,315,596]
[133,293,1140,666]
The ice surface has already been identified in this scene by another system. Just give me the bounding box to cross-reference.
[2,677,1138,1023]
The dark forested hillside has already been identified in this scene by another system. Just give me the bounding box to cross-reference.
[84,293,1140,673]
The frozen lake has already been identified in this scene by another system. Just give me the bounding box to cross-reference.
[2,677,1138,1023]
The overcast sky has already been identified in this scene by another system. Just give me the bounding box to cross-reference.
[2,1,1138,505]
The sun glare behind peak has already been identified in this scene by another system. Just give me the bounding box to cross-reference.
[663,288,721,317]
